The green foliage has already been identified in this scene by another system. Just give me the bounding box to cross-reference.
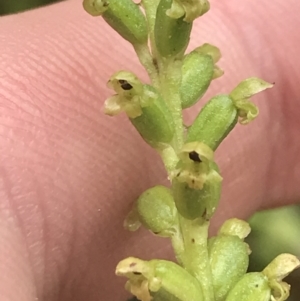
[0,0,61,15]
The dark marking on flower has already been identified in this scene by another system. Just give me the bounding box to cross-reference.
[191,238,195,243]
[133,272,142,275]
[202,209,208,220]
[189,151,202,162]
[153,58,159,72]
[119,79,133,90]
[129,262,137,268]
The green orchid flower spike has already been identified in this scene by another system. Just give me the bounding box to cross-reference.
[83,0,299,300]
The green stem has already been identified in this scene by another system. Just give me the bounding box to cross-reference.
[135,7,212,301]
[157,144,178,175]
[170,224,185,266]
[179,217,215,301]
[141,0,160,59]
[133,43,159,87]
[158,59,184,152]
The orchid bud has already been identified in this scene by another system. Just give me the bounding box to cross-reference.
[154,0,192,58]
[186,94,238,150]
[225,272,271,301]
[136,185,178,237]
[180,44,223,108]
[208,234,250,301]
[83,0,148,45]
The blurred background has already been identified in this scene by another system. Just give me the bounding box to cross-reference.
[1,1,299,300]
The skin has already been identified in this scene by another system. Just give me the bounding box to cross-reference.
[0,0,299,300]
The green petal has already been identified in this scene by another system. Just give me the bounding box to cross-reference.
[235,98,259,125]
[103,95,123,116]
[230,77,273,101]
[262,253,300,282]
[230,77,273,124]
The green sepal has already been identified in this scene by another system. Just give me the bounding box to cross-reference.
[230,77,273,100]
[116,257,204,301]
[263,253,300,282]
[186,94,238,150]
[225,272,271,301]
[135,185,178,237]
[208,234,250,301]
[83,0,148,45]
[172,159,222,220]
[154,0,192,58]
